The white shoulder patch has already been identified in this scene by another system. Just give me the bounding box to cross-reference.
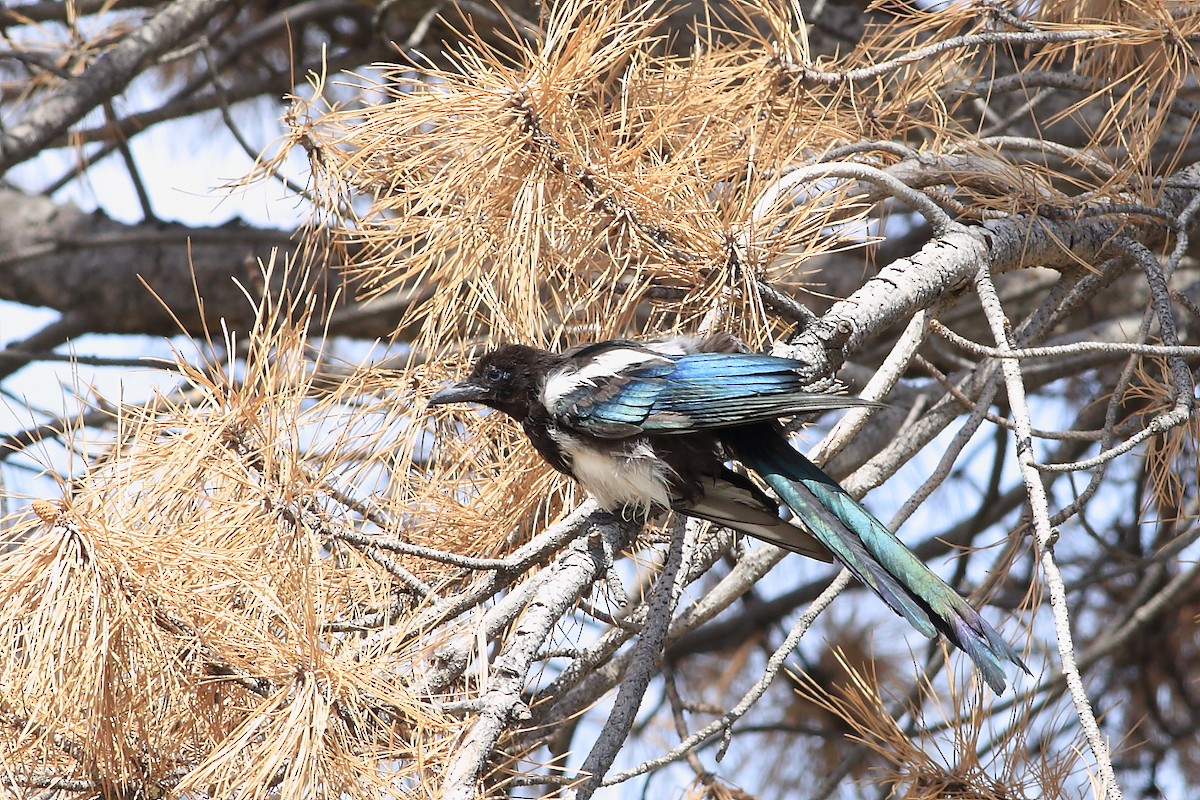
[541,347,668,409]
[542,366,592,407]
[577,348,666,380]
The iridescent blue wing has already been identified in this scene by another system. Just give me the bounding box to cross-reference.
[553,351,870,438]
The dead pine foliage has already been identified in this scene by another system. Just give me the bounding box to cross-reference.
[3,0,1200,798]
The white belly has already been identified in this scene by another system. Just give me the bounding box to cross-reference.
[566,442,674,511]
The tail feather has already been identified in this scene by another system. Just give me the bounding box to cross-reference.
[679,469,834,562]
[728,426,1028,694]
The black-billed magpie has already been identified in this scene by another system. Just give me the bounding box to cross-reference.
[429,333,1027,692]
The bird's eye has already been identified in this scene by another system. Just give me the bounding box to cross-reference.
[484,365,508,383]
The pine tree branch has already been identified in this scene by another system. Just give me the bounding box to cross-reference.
[0,0,239,172]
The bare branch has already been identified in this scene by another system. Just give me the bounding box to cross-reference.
[0,0,239,172]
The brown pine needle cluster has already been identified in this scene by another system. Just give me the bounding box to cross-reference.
[3,0,1200,797]
[792,651,1079,800]
[284,0,1200,359]
[0,261,460,798]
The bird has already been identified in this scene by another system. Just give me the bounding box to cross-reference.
[428,332,1027,693]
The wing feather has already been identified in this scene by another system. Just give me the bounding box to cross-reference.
[555,350,874,438]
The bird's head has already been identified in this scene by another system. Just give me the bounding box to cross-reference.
[428,344,551,421]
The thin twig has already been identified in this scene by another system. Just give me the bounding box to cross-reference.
[930,318,1200,360]
[566,521,693,798]
[439,516,634,800]
[750,162,953,238]
[781,27,1117,87]
[973,260,1122,800]
[601,572,852,786]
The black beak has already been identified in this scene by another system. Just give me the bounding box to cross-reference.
[428,380,488,407]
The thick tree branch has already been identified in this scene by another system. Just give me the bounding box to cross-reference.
[778,162,1200,380]
[0,189,294,336]
[0,0,239,173]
